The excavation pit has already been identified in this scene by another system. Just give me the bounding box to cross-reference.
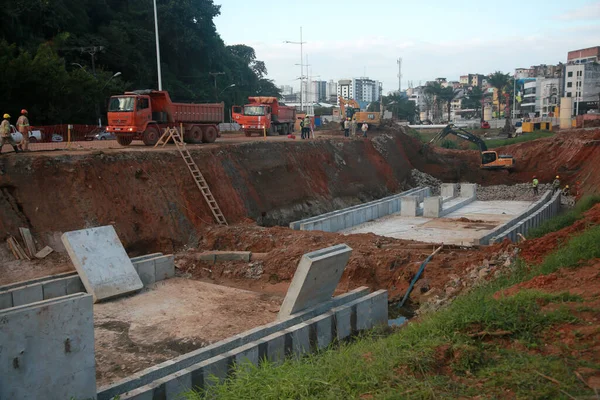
[93,277,282,387]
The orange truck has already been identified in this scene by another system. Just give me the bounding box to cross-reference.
[106,90,224,146]
[232,97,296,137]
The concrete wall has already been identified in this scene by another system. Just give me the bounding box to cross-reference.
[0,294,96,400]
[0,253,174,310]
[489,191,561,244]
[290,187,426,230]
[296,187,430,232]
[98,287,372,399]
[118,290,388,400]
[476,191,554,245]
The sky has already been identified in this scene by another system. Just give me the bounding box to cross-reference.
[214,0,600,93]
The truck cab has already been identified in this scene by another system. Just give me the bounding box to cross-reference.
[107,94,155,136]
[233,105,274,135]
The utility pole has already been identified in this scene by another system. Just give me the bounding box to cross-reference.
[153,0,163,90]
[209,72,225,101]
[397,58,403,93]
[284,28,306,111]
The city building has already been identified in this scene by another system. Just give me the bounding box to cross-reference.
[352,77,382,103]
[326,80,338,103]
[337,79,353,104]
[564,46,600,114]
[279,85,294,96]
[521,80,537,117]
[307,80,327,103]
[539,78,560,116]
[459,74,485,88]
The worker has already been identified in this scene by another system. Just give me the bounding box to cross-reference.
[16,109,31,151]
[532,175,539,196]
[361,122,369,138]
[562,185,571,197]
[552,175,561,193]
[343,118,350,138]
[303,115,311,139]
[351,118,357,137]
[0,114,20,154]
[300,118,305,139]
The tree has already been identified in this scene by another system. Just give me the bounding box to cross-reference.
[437,86,461,122]
[488,71,510,119]
[382,94,418,123]
[462,86,484,119]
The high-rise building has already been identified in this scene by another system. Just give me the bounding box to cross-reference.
[279,85,294,96]
[337,79,353,104]
[352,78,382,103]
[308,80,327,103]
[326,80,338,102]
[565,46,600,115]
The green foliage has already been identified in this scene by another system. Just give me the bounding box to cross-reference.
[0,0,279,124]
[440,139,458,149]
[382,94,418,123]
[461,86,485,118]
[528,195,600,239]
[468,131,554,150]
[539,224,600,274]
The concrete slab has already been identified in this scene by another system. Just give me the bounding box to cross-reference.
[277,244,352,320]
[42,278,68,300]
[0,294,96,400]
[154,255,175,281]
[460,183,477,198]
[423,196,442,218]
[344,200,533,246]
[441,183,457,198]
[11,284,43,306]
[62,226,143,302]
[401,196,418,217]
[0,291,13,309]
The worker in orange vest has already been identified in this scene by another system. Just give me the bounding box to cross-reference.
[16,109,31,151]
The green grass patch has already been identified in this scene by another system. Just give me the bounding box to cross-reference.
[182,219,600,400]
[528,194,600,239]
[479,131,554,149]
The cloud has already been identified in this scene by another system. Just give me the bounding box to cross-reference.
[250,25,600,92]
[556,2,600,20]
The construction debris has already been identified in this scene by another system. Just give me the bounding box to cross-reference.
[19,227,37,258]
[35,246,54,259]
[7,236,30,260]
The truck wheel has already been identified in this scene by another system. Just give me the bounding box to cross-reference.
[282,124,289,135]
[289,123,294,133]
[267,125,278,136]
[117,135,133,146]
[187,126,203,144]
[29,137,38,144]
[143,126,160,146]
[202,126,218,143]
[244,131,252,137]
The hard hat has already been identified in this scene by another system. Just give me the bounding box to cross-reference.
[556,175,560,179]
[21,109,28,115]
[533,175,537,179]
[565,185,569,188]
[3,114,10,119]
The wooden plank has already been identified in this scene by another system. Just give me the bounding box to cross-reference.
[7,238,20,260]
[10,236,30,261]
[19,227,37,258]
[35,246,54,259]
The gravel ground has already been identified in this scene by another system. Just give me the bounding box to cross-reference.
[477,183,552,201]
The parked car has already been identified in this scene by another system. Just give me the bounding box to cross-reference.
[85,130,116,141]
[9,125,43,143]
[481,121,491,129]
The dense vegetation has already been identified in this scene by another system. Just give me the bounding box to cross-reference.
[0,0,279,125]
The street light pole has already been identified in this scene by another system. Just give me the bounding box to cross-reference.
[284,27,306,111]
[153,0,163,90]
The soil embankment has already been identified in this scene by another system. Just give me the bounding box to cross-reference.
[0,127,597,258]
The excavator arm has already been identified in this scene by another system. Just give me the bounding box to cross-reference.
[430,124,488,152]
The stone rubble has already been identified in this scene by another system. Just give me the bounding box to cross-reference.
[477,183,552,202]
[410,170,442,195]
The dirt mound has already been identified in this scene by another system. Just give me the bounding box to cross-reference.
[519,203,600,264]
[177,224,486,300]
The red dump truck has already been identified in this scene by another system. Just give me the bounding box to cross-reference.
[106,90,224,146]
[232,97,296,137]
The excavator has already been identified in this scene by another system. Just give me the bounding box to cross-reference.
[430,124,515,170]
[338,96,382,128]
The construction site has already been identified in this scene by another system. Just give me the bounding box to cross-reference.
[1,122,600,400]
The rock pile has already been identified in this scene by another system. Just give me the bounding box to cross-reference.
[410,170,442,195]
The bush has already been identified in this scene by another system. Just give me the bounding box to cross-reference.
[441,139,458,149]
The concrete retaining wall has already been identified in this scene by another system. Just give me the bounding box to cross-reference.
[290,187,426,230]
[0,293,96,400]
[489,191,561,244]
[0,253,174,310]
[476,191,554,245]
[98,287,373,399]
[296,187,431,232]
[118,290,389,400]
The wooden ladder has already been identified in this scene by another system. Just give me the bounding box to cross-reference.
[156,127,228,226]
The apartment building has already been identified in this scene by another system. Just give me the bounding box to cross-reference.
[564,46,600,114]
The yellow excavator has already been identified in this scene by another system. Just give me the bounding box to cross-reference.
[430,124,515,170]
[338,96,382,128]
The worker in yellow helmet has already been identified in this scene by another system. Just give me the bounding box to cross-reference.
[16,109,31,151]
[552,175,560,193]
[0,114,20,154]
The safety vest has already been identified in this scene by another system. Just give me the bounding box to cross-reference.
[0,119,10,137]
[16,115,29,134]
[532,179,539,187]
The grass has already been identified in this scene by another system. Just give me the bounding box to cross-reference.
[528,194,600,239]
[474,130,554,149]
[182,223,600,399]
